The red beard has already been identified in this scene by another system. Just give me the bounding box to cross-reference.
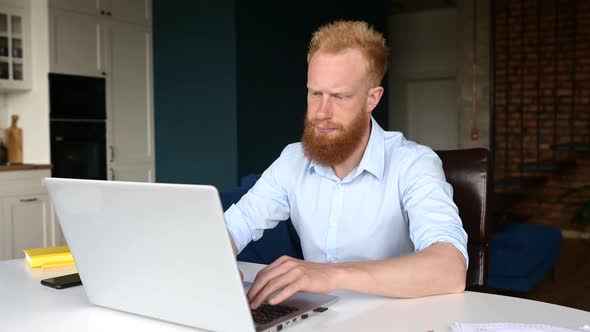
[301,110,370,166]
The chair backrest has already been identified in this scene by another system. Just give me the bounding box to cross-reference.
[435,148,492,290]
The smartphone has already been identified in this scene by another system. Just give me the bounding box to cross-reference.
[40,273,82,289]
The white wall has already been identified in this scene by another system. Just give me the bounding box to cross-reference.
[457,0,491,149]
[388,8,460,150]
[387,3,491,150]
[0,0,50,163]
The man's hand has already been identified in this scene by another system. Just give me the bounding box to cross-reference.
[247,256,339,309]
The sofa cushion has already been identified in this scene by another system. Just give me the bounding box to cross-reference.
[488,223,562,292]
[219,188,248,211]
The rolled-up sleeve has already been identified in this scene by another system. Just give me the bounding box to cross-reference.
[224,148,292,253]
[399,148,469,267]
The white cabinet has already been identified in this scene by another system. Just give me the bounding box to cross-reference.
[48,0,106,16]
[49,0,154,182]
[49,0,151,26]
[110,0,151,26]
[0,169,61,261]
[0,5,31,90]
[49,9,105,78]
[1,195,52,260]
[107,20,154,182]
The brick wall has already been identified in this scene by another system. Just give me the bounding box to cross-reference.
[494,0,590,230]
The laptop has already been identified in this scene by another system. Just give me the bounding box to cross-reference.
[45,178,338,332]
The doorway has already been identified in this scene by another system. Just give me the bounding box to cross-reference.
[388,7,459,150]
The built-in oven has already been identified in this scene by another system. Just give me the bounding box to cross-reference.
[49,73,107,180]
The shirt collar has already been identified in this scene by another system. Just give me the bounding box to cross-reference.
[307,116,385,181]
[357,117,385,180]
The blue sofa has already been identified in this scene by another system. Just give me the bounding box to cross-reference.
[220,175,563,293]
[487,223,562,292]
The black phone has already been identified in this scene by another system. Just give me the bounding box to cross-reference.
[41,273,82,289]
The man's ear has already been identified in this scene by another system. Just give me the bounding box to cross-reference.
[366,86,384,114]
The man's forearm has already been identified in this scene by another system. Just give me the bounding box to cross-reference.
[330,242,466,298]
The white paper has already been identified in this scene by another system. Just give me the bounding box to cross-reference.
[451,323,590,332]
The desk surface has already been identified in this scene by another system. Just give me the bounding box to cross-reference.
[1,259,588,332]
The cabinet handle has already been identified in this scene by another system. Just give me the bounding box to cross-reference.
[102,71,107,76]
[110,168,115,181]
[20,197,38,203]
[100,10,105,15]
[109,145,115,162]
[108,12,112,16]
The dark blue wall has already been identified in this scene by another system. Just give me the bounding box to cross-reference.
[153,0,238,190]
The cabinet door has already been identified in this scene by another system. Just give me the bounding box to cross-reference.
[0,6,31,90]
[2,194,52,260]
[110,0,151,26]
[49,9,106,77]
[0,201,5,260]
[49,0,150,26]
[49,0,103,16]
[109,163,154,182]
[107,21,155,182]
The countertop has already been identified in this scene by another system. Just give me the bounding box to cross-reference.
[0,164,52,172]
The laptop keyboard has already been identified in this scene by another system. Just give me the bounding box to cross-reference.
[251,304,298,325]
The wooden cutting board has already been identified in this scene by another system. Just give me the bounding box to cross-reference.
[5,114,23,164]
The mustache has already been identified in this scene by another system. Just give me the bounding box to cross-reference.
[308,118,343,130]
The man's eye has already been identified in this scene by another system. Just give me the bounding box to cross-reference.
[310,91,321,97]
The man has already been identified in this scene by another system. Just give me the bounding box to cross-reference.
[224,20,468,310]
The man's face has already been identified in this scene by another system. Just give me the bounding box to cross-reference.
[302,49,375,166]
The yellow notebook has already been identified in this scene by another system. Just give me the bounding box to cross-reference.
[23,246,75,268]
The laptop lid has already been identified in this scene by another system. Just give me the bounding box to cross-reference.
[46,178,338,332]
[45,178,256,332]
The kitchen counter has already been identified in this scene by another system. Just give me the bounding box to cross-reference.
[0,164,52,172]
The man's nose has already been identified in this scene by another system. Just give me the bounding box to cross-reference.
[316,96,333,120]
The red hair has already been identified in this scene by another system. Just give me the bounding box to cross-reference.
[307,20,389,86]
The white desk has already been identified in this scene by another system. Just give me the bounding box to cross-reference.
[1,259,588,332]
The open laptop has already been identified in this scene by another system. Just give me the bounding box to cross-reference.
[45,178,338,332]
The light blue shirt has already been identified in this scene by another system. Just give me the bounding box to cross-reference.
[225,118,468,265]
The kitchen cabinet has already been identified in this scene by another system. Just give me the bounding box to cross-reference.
[0,169,62,261]
[110,0,151,26]
[49,0,154,182]
[107,20,154,182]
[49,0,151,26]
[0,5,30,90]
[49,8,105,78]
[47,0,103,16]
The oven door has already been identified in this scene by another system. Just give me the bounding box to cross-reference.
[50,121,107,180]
[49,73,106,120]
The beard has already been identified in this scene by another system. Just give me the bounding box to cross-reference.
[301,109,371,166]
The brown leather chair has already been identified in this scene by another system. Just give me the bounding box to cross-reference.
[435,148,492,290]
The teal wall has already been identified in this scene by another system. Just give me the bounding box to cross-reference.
[153,1,387,189]
[153,0,238,190]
